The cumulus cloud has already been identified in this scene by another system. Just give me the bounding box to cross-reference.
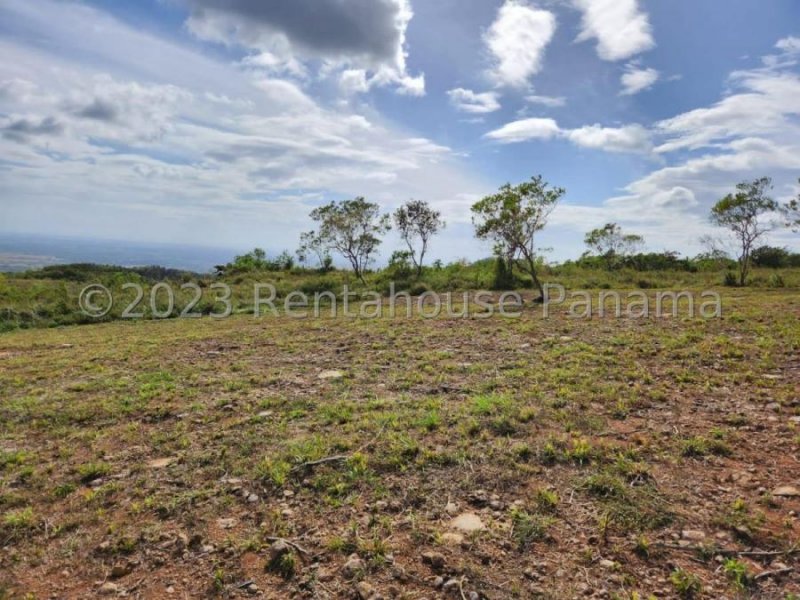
[525,94,566,107]
[184,0,423,95]
[447,88,501,114]
[486,118,651,153]
[0,0,487,250]
[566,124,652,153]
[1,116,63,142]
[620,64,659,96]
[485,117,560,143]
[573,0,654,61]
[484,0,557,88]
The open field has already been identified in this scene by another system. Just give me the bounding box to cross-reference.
[1,288,799,599]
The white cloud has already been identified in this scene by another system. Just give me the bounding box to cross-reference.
[566,124,652,153]
[525,94,566,107]
[484,1,557,88]
[486,118,651,153]
[447,88,501,114]
[0,0,486,249]
[775,36,800,54]
[573,0,654,61]
[620,64,659,95]
[485,117,561,143]
[184,0,423,96]
[655,70,800,153]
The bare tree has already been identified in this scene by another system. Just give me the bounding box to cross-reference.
[394,200,445,278]
[710,177,779,286]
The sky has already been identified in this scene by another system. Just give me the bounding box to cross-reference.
[1,0,799,263]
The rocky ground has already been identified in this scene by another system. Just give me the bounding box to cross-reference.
[0,289,799,599]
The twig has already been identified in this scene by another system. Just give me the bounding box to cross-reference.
[458,576,467,600]
[236,580,255,589]
[292,422,388,472]
[651,542,800,558]
[754,567,793,581]
[291,455,349,471]
[265,536,311,556]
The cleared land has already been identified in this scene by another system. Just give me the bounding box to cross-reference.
[0,289,799,599]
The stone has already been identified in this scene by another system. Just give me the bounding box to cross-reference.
[599,559,616,569]
[356,581,375,600]
[421,551,446,571]
[773,486,800,497]
[342,554,365,579]
[318,370,345,380]
[450,513,485,533]
[216,517,236,530]
[98,582,119,595]
[681,530,706,541]
[148,457,175,469]
[269,540,291,562]
[442,579,460,593]
[441,532,464,546]
[444,501,459,516]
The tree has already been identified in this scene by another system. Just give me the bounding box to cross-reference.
[471,175,565,299]
[783,179,800,232]
[308,197,390,284]
[584,223,644,270]
[296,231,332,271]
[393,200,445,278]
[710,177,779,286]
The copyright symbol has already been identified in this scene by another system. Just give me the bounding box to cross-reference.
[79,284,113,318]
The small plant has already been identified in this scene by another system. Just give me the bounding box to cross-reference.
[670,568,702,598]
[267,550,297,579]
[509,508,553,550]
[76,462,111,483]
[723,558,751,590]
[633,535,650,558]
[2,507,35,530]
[534,489,559,513]
[568,438,593,465]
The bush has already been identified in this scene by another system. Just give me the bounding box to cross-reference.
[491,256,514,290]
[768,273,785,288]
[723,272,739,287]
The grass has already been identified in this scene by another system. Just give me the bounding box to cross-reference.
[0,283,798,597]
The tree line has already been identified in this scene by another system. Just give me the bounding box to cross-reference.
[218,176,800,296]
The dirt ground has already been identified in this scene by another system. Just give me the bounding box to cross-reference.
[1,290,799,599]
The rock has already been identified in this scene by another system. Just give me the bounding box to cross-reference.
[773,486,800,497]
[468,592,479,600]
[257,411,273,418]
[681,530,706,541]
[433,576,444,589]
[599,559,616,569]
[444,501,459,516]
[356,581,375,599]
[441,532,464,546]
[110,563,133,579]
[247,493,259,503]
[269,540,291,562]
[216,517,236,530]
[165,586,175,594]
[766,402,781,412]
[450,513,485,533]
[98,582,119,595]
[468,490,489,506]
[318,370,344,380]
[342,554,365,579]
[442,579,460,593]
[148,457,176,468]
[421,551,446,571]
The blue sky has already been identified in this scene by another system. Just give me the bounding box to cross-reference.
[1,0,798,262]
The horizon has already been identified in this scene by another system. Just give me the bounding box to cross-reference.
[1,0,799,262]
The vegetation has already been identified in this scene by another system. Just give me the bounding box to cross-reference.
[471,175,565,299]
[710,177,780,286]
[393,199,445,278]
[1,286,798,597]
[306,197,391,284]
[584,223,645,270]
